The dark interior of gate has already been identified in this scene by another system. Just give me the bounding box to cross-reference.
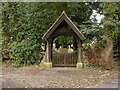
[51,20,79,67]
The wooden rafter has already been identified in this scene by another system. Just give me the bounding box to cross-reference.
[42,10,86,41]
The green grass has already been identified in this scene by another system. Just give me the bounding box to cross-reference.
[86,63,105,71]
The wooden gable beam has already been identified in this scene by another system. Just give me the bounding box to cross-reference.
[42,10,86,41]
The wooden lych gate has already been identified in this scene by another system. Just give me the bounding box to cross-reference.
[40,11,86,68]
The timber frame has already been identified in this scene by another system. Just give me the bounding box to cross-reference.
[41,10,86,68]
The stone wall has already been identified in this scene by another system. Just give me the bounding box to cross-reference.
[87,40,114,70]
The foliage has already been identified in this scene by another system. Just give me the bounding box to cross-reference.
[2,2,93,67]
[81,2,119,50]
[113,59,120,70]
[102,2,119,39]
[54,35,73,48]
[2,2,58,66]
[2,2,18,56]
[80,21,107,49]
[102,2,120,64]
[81,2,119,69]
[2,2,119,67]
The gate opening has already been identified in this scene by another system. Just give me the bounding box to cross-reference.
[52,35,78,67]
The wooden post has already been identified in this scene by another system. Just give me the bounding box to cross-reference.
[40,40,52,68]
[47,40,52,62]
[78,39,82,63]
[77,39,83,68]
[81,40,83,63]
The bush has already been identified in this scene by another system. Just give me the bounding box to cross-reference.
[11,40,42,66]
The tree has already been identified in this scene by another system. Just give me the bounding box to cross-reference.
[83,2,119,69]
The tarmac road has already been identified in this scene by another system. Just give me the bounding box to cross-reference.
[1,68,119,88]
[1,78,119,88]
[87,78,118,88]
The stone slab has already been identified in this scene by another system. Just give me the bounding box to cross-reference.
[40,62,52,68]
[76,63,83,68]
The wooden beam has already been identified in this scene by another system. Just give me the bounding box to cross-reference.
[78,39,82,63]
[53,64,76,67]
[49,28,79,42]
[42,11,86,41]
[47,40,52,62]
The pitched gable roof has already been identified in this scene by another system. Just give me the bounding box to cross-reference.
[42,10,86,41]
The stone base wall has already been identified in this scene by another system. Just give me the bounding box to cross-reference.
[40,62,52,68]
[87,40,114,70]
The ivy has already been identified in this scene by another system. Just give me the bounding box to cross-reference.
[2,2,93,66]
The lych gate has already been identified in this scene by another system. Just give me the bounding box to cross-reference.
[40,11,86,68]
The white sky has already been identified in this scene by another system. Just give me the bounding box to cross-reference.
[90,10,104,23]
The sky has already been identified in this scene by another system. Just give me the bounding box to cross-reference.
[90,10,104,23]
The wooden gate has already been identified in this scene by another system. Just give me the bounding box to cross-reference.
[52,50,78,67]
